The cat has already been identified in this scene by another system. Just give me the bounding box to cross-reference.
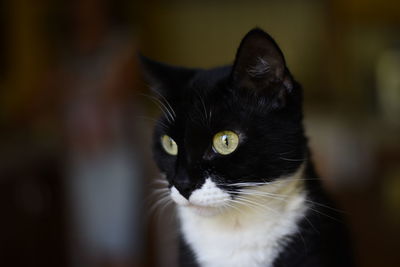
[141,28,354,267]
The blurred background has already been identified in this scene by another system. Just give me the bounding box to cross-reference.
[0,0,399,266]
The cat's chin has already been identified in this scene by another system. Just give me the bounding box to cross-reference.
[184,204,226,217]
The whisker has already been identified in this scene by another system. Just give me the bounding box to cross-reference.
[193,89,210,127]
[228,198,264,213]
[234,196,280,215]
[152,89,176,118]
[226,185,345,223]
[279,157,306,162]
[144,185,168,203]
[278,150,296,155]
[148,188,170,197]
[224,178,320,188]
[238,189,289,199]
[150,178,169,186]
[303,215,320,235]
[136,115,169,129]
[241,189,345,214]
[229,190,288,203]
[304,199,346,214]
[148,193,172,218]
[223,202,245,215]
[158,197,174,218]
[224,182,273,187]
[236,187,345,214]
[140,93,175,123]
[146,188,169,205]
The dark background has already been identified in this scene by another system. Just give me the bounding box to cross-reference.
[1,0,400,266]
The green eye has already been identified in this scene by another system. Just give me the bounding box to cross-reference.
[212,131,239,155]
[161,135,178,155]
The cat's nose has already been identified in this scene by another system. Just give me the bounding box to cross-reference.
[175,182,192,200]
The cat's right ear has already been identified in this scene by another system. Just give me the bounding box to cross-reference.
[139,54,196,98]
[230,29,293,108]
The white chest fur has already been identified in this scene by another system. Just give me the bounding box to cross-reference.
[177,177,307,267]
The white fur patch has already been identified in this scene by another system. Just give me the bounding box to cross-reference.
[170,186,189,206]
[189,178,230,207]
[171,178,231,216]
[176,166,307,267]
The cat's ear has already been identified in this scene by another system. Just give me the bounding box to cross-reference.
[139,54,197,98]
[231,28,293,107]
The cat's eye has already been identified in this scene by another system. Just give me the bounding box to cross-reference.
[161,135,178,155]
[212,131,239,155]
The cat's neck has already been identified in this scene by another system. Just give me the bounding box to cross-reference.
[177,165,308,267]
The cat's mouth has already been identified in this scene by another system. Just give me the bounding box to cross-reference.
[170,188,228,216]
[170,178,231,215]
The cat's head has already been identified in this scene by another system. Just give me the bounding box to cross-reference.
[141,28,307,216]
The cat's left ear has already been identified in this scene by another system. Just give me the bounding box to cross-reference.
[231,28,293,107]
[139,54,197,99]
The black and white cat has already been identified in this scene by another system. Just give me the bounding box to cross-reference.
[141,28,354,267]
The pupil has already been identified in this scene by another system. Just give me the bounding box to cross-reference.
[223,135,229,146]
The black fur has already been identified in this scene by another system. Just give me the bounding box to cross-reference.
[272,162,354,267]
[141,28,354,267]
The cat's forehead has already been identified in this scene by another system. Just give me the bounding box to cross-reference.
[179,75,230,117]
[160,68,273,133]
[189,66,232,89]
